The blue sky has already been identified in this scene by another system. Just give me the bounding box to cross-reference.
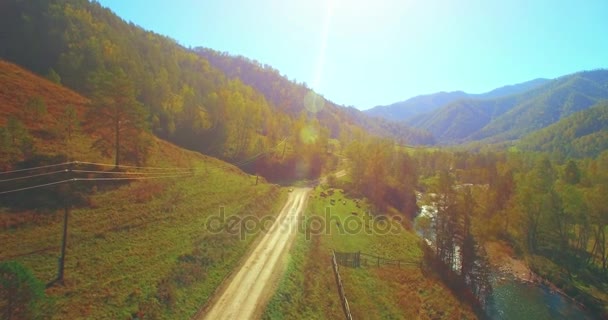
[97,0,608,110]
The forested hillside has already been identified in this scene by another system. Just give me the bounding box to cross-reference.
[518,100,608,158]
[0,0,316,181]
[195,48,435,145]
[365,78,549,122]
[0,0,277,158]
[470,71,608,143]
[404,70,608,145]
[0,0,433,185]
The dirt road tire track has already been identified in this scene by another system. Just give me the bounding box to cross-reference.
[196,188,311,320]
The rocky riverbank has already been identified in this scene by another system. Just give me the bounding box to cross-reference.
[485,241,596,317]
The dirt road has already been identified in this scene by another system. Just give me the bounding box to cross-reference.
[198,188,311,320]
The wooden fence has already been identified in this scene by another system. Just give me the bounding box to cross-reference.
[331,250,420,319]
[332,250,354,320]
[334,250,419,269]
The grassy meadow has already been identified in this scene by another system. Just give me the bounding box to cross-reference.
[0,60,289,319]
[263,185,476,319]
[0,142,288,319]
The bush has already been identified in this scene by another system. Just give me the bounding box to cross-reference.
[0,261,47,319]
[155,278,176,309]
[135,296,162,320]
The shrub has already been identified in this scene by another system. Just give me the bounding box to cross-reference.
[0,261,46,319]
[155,278,176,309]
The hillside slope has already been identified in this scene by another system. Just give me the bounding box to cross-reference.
[0,0,325,169]
[518,100,608,158]
[0,59,98,162]
[470,71,608,143]
[0,59,286,319]
[0,0,433,173]
[195,48,435,145]
[406,70,608,144]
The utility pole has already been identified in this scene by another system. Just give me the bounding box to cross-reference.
[281,140,287,159]
[57,194,70,284]
[57,163,72,285]
[115,119,120,170]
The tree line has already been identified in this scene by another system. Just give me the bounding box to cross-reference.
[412,149,608,316]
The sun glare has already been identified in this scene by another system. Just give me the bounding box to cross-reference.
[311,0,335,91]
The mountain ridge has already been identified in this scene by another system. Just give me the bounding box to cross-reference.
[387,70,608,146]
[365,78,551,122]
[195,48,435,145]
[517,100,608,158]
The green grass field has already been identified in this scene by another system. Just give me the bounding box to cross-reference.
[263,185,476,319]
[0,59,297,319]
[0,144,288,319]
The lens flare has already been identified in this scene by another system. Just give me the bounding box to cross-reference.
[311,0,335,92]
[299,125,319,144]
[304,90,325,113]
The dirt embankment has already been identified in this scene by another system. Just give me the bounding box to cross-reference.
[485,241,583,306]
[486,241,535,282]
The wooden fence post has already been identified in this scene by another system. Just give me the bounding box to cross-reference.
[332,250,353,320]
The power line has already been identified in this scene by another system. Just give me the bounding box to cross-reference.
[0,169,69,183]
[71,169,192,175]
[233,152,267,167]
[0,157,197,196]
[0,160,192,178]
[0,162,72,175]
[74,161,191,171]
[0,167,192,184]
[0,159,196,287]
[0,179,73,195]
[232,137,288,167]
[0,173,193,196]
[73,174,192,182]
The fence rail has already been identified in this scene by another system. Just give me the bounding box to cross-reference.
[334,251,419,269]
[332,250,354,320]
[331,250,420,319]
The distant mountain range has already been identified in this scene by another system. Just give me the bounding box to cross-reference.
[366,71,608,148]
[365,78,550,122]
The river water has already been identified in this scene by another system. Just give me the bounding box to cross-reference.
[415,196,596,320]
[486,277,595,320]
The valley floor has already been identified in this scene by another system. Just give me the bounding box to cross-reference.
[263,186,477,319]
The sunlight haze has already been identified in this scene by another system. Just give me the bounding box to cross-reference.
[3,0,608,318]
[96,0,608,108]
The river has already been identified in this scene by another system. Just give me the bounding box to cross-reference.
[487,277,595,320]
[415,194,596,319]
